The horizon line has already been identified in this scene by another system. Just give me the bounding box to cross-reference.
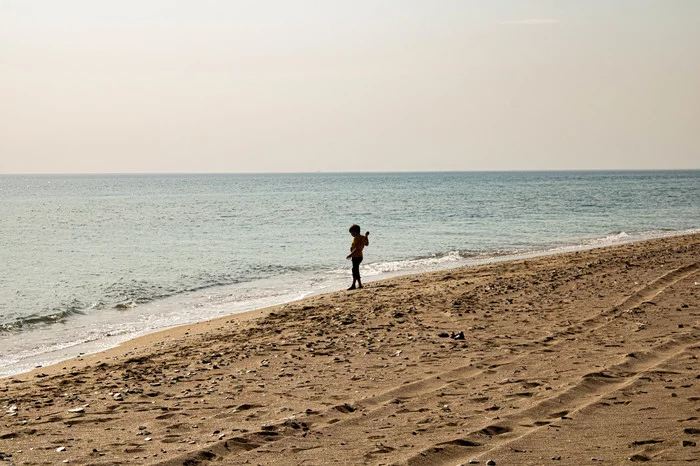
[1,168,699,177]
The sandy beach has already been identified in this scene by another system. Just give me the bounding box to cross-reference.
[1,234,699,465]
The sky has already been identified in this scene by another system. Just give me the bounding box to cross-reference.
[1,1,699,174]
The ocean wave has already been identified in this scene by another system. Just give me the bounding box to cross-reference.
[579,228,699,248]
[330,249,521,277]
[331,228,700,280]
[361,251,466,276]
[584,231,631,245]
[0,304,87,332]
[104,265,307,308]
[0,266,310,333]
[538,228,700,256]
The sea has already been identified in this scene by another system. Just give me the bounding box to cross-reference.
[1,171,699,377]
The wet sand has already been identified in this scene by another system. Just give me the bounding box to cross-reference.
[1,234,699,465]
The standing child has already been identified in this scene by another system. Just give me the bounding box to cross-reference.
[346,224,369,290]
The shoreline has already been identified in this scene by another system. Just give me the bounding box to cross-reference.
[2,228,697,380]
[1,233,699,465]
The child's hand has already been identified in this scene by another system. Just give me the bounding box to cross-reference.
[346,254,351,260]
[365,231,370,236]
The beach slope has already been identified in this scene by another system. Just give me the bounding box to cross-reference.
[1,234,699,465]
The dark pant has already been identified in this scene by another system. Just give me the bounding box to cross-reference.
[351,256,363,281]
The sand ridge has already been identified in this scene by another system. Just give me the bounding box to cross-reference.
[1,234,699,465]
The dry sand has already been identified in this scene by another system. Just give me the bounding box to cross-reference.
[1,234,699,465]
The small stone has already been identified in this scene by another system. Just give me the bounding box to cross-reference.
[552,456,561,461]
[682,440,696,447]
[56,446,66,452]
[487,461,496,466]
[67,407,85,413]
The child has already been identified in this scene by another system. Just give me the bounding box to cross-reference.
[346,224,369,290]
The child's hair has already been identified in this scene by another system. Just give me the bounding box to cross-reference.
[349,224,361,234]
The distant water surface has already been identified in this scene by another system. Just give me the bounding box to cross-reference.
[1,171,698,376]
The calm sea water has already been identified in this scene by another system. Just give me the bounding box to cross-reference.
[1,171,699,376]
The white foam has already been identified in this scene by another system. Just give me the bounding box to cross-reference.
[361,251,466,276]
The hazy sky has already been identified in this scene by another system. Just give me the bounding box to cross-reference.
[1,1,699,174]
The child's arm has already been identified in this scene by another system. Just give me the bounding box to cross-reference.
[365,232,370,246]
[347,238,357,259]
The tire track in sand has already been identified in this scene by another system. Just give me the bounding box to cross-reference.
[402,332,700,465]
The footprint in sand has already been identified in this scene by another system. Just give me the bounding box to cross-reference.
[478,425,513,436]
[333,403,357,413]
